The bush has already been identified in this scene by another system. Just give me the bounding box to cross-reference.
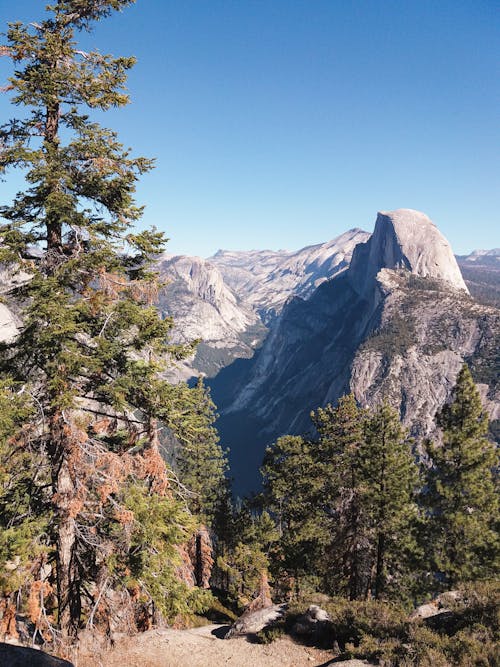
[284,583,500,665]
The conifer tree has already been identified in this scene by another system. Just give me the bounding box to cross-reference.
[0,0,208,637]
[262,434,326,596]
[216,503,278,607]
[359,403,420,599]
[424,364,499,589]
[174,378,228,525]
[0,381,51,640]
[312,394,366,599]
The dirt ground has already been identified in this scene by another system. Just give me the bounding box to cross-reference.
[73,624,348,667]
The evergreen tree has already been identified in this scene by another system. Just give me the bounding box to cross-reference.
[359,403,420,599]
[424,364,499,589]
[0,0,209,637]
[312,394,367,599]
[174,378,228,526]
[216,503,278,607]
[262,434,326,596]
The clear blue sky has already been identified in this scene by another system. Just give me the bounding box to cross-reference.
[1,0,498,256]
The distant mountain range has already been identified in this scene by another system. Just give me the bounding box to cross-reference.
[0,213,498,494]
[153,211,499,493]
[456,249,500,308]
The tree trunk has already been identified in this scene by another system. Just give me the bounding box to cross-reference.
[55,457,79,637]
[374,532,385,600]
[48,417,80,638]
[45,101,62,251]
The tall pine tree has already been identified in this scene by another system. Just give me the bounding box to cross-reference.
[174,378,228,525]
[359,403,420,600]
[262,434,326,596]
[0,0,209,637]
[312,394,367,599]
[424,364,499,589]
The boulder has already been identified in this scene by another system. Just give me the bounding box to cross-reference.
[292,604,333,646]
[0,643,74,666]
[224,603,287,639]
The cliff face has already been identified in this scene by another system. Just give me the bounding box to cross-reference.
[211,210,498,493]
[156,254,265,379]
[348,209,468,298]
[211,228,369,322]
[158,230,368,379]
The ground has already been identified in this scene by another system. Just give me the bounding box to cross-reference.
[74,624,350,667]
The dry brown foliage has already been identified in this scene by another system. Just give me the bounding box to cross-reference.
[0,598,18,639]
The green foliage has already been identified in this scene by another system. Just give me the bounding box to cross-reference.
[361,315,416,356]
[311,395,366,599]
[359,403,421,600]
[119,483,212,621]
[423,364,499,589]
[174,378,229,525]
[0,0,219,636]
[262,396,421,601]
[0,381,49,595]
[285,581,499,665]
[216,504,279,608]
[262,434,327,594]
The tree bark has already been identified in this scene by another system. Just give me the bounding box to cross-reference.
[48,417,79,638]
[374,532,385,600]
[45,101,62,251]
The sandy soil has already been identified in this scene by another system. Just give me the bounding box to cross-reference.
[74,624,342,667]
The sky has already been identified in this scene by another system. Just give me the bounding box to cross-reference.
[0,0,498,257]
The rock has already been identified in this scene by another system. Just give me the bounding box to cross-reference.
[156,254,264,379]
[348,209,468,297]
[410,590,461,620]
[211,229,369,323]
[211,209,498,493]
[292,604,332,645]
[0,642,74,666]
[0,303,18,343]
[225,603,287,639]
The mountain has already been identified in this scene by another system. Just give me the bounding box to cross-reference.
[211,209,499,493]
[1,215,497,496]
[458,248,500,265]
[210,228,369,323]
[157,229,369,379]
[456,249,500,308]
[156,254,265,379]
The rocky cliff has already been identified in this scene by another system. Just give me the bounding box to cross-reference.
[211,210,499,493]
[157,230,368,378]
[156,254,265,379]
[211,228,369,322]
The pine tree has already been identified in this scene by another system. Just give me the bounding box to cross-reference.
[0,0,209,637]
[312,394,367,599]
[216,503,279,607]
[262,434,326,596]
[424,364,499,589]
[358,403,420,599]
[0,381,53,640]
[174,378,228,525]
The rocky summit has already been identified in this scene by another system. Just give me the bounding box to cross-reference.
[209,209,499,493]
[348,209,469,297]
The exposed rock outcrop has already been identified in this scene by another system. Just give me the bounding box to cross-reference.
[211,209,498,493]
[156,254,265,379]
[0,643,74,667]
[211,228,369,322]
[157,229,368,379]
[348,209,468,298]
[225,604,287,639]
[292,604,332,644]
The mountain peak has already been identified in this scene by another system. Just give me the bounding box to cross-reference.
[348,208,468,295]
